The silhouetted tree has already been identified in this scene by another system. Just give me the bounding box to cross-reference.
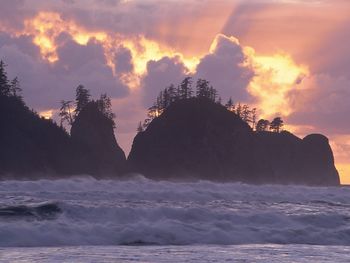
[242,104,251,123]
[178,77,193,100]
[225,97,235,112]
[270,117,284,133]
[143,104,160,129]
[256,119,270,132]
[196,79,218,102]
[168,84,178,103]
[75,85,91,115]
[251,108,257,130]
[97,93,116,127]
[162,87,171,109]
[209,86,218,102]
[196,79,210,98]
[236,103,242,119]
[59,100,74,127]
[0,60,10,96]
[10,77,22,98]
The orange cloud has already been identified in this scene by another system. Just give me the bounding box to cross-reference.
[248,52,309,118]
[11,11,199,90]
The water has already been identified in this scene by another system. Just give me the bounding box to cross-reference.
[0,176,349,262]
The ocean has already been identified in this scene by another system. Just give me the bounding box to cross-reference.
[0,176,349,262]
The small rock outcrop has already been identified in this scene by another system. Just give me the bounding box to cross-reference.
[71,101,126,176]
[128,98,340,186]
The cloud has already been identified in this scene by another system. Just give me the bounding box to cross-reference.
[195,34,254,102]
[0,0,27,31]
[114,46,134,75]
[0,32,129,110]
[141,56,188,107]
[287,74,350,134]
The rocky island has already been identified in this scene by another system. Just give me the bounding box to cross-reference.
[0,63,340,185]
[128,78,340,186]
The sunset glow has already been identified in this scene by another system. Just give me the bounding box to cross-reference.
[39,109,54,120]
[249,54,309,117]
[0,0,349,183]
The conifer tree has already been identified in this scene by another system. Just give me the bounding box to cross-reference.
[168,84,178,103]
[75,85,91,115]
[98,93,116,126]
[178,77,193,100]
[225,97,235,112]
[0,60,10,96]
[242,104,251,123]
[10,77,22,98]
[196,79,210,98]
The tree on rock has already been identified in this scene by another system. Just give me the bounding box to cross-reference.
[225,97,235,112]
[75,85,91,115]
[196,79,217,102]
[97,93,116,127]
[0,60,10,96]
[59,100,74,127]
[256,119,270,132]
[270,117,284,133]
[10,77,22,98]
[178,77,193,100]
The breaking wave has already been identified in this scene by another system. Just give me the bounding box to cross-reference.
[0,176,349,247]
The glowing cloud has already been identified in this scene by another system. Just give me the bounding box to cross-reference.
[248,53,309,118]
[12,12,198,81]
[22,12,107,63]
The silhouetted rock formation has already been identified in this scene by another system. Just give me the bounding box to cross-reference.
[71,101,126,176]
[0,95,74,177]
[128,98,340,186]
[0,95,126,178]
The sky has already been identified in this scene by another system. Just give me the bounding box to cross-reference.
[0,0,349,183]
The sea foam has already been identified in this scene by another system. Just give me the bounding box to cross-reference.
[0,176,349,247]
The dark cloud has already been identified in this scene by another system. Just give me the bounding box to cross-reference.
[56,38,106,71]
[287,74,350,134]
[141,56,188,107]
[140,35,255,108]
[195,34,254,102]
[0,0,27,30]
[0,32,129,110]
[0,33,40,58]
[285,21,350,135]
[114,46,133,74]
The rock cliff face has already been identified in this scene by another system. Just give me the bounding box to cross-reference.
[0,96,126,178]
[128,98,340,186]
[0,95,74,177]
[71,102,126,176]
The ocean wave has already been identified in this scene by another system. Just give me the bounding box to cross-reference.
[0,176,349,247]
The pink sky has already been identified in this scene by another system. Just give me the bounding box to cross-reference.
[0,0,349,183]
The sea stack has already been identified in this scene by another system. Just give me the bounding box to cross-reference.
[128,98,340,186]
[71,101,126,176]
